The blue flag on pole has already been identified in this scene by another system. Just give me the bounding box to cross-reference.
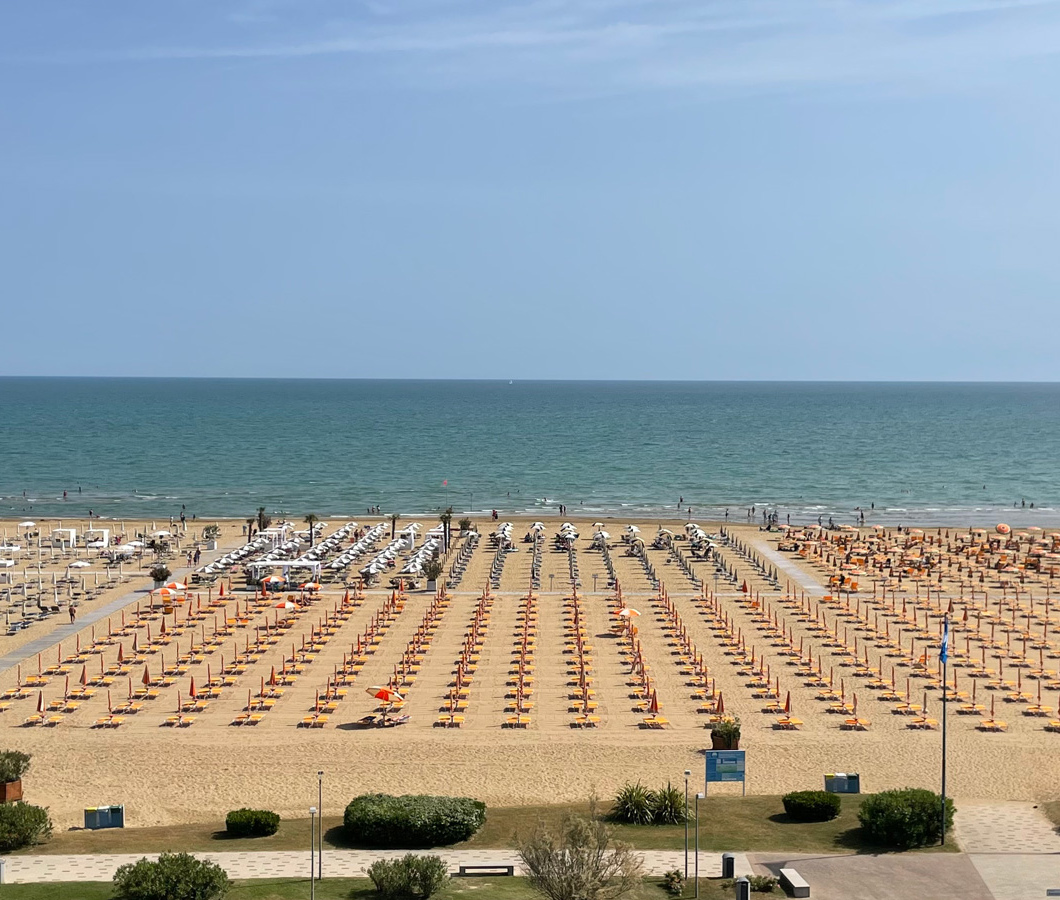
[939,617,949,665]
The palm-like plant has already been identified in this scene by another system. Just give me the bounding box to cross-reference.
[257,507,271,533]
[610,782,656,825]
[304,513,319,547]
[650,782,687,825]
[390,513,400,540]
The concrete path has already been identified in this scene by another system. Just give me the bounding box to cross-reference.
[749,852,994,900]
[744,534,826,596]
[954,801,1060,853]
[955,801,1060,900]
[0,556,225,676]
[0,849,753,884]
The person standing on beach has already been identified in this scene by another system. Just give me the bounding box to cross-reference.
[69,605,76,624]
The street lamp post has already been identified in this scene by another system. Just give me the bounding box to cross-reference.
[683,770,691,880]
[694,792,703,898]
[317,770,324,879]
[309,807,317,900]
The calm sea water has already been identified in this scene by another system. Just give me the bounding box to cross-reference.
[0,379,1057,527]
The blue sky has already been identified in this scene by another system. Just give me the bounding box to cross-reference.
[2,0,1059,380]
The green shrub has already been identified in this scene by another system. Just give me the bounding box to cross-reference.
[650,782,687,825]
[661,869,684,895]
[610,782,656,825]
[149,564,171,583]
[344,794,486,848]
[0,801,51,851]
[858,788,954,849]
[366,854,449,899]
[782,790,841,822]
[112,852,230,900]
[224,808,280,837]
[749,874,779,892]
[0,750,31,784]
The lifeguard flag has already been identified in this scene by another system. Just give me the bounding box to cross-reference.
[939,617,949,666]
[442,480,448,486]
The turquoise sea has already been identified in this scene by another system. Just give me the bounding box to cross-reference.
[0,378,1057,526]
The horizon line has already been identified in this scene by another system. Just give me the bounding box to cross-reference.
[0,375,1059,386]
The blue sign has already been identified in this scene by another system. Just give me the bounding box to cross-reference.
[706,750,746,783]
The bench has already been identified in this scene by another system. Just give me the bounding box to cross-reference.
[779,867,810,898]
[457,864,515,877]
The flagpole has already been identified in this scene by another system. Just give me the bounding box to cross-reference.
[940,615,949,846]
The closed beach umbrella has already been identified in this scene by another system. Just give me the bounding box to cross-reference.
[142,664,151,685]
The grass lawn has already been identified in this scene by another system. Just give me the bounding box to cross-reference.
[0,876,734,900]
[20,794,954,857]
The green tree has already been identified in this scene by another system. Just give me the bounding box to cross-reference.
[518,804,642,900]
[304,514,319,547]
[439,507,453,553]
[256,507,271,533]
[245,517,255,539]
[113,852,230,900]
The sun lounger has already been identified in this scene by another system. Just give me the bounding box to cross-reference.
[573,715,600,728]
[976,719,1007,732]
[907,718,939,730]
[841,718,871,731]
[436,715,464,727]
[774,717,803,730]
[45,715,63,726]
[641,716,668,729]
[503,715,531,728]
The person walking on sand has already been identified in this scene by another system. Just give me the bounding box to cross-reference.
[69,605,76,624]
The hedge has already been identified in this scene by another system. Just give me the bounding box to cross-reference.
[225,808,280,838]
[858,788,954,849]
[367,853,449,899]
[344,794,486,848]
[782,790,841,822]
[113,852,230,900]
[0,801,52,851]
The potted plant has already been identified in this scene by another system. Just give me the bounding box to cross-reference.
[710,717,741,750]
[0,751,31,803]
[423,558,444,593]
[149,564,171,588]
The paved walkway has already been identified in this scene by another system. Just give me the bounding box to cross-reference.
[0,555,225,675]
[0,849,753,884]
[750,852,994,900]
[954,801,1060,900]
[745,534,826,596]
[954,801,1060,853]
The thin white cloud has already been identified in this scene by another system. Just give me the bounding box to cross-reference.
[6,0,1060,97]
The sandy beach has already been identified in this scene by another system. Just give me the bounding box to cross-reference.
[1,515,1058,829]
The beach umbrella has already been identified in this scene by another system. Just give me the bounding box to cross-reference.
[300,582,322,592]
[142,664,151,685]
[648,689,659,715]
[189,677,197,699]
[36,691,44,715]
[616,608,641,618]
[366,686,403,704]
[784,691,791,714]
[163,582,187,591]
[79,664,88,686]
[716,692,725,715]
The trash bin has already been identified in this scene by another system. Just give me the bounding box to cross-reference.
[84,804,124,829]
[734,876,751,900]
[722,853,736,879]
[824,772,861,793]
